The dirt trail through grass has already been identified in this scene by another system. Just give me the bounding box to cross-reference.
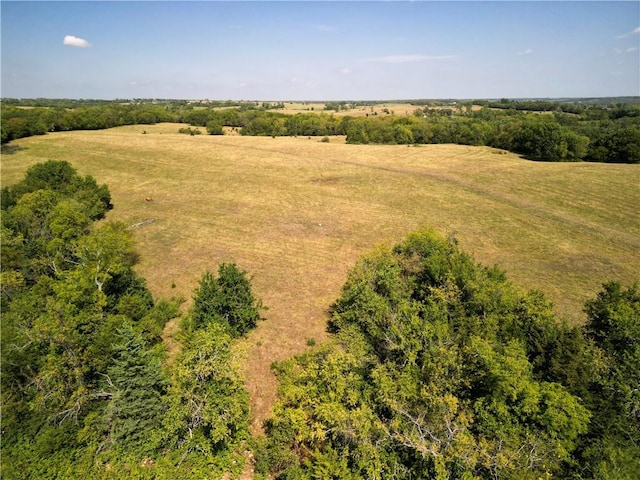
[3,124,638,442]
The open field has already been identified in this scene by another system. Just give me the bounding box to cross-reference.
[272,101,481,117]
[2,123,639,433]
[270,101,422,116]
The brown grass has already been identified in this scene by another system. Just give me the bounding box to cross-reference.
[2,123,639,436]
[274,101,421,117]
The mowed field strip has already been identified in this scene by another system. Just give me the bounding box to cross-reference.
[3,122,639,432]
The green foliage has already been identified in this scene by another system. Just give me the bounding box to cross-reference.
[178,126,201,135]
[1,162,231,479]
[104,323,167,453]
[2,99,637,162]
[261,229,631,479]
[1,102,176,143]
[511,116,590,161]
[206,119,224,135]
[0,165,149,427]
[585,282,640,357]
[241,112,287,136]
[341,104,639,163]
[1,160,111,217]
[586,125,640,163]
[574,282,640,477]
[0,223,144,424]
[2,161,258,479]
[191,263,265,337]
[159,322,250,467]
[324,101,346,111]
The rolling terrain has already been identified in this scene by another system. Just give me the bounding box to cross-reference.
[2,122,638,433]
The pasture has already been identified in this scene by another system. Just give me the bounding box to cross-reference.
[2,123,639,432]
[274,101,421,116]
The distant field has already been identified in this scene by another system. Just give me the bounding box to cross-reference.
[2,122,639,432]
[277,101,420,116]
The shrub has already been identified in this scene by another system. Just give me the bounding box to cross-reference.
[191,263,265,337]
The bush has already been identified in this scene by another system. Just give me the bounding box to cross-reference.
[191,263,265,337]
[178,127,201,135]
[206,120,224,135]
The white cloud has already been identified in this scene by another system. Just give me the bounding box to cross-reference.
[63,35,91,48]
[362,54,456,64]
[518,48,534,56]
[616,26,640,39]
[339,67,352,75]
[613,46,638,55]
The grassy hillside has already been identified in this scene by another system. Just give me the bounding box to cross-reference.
[2,123,638,432]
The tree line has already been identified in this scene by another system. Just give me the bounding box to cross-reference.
[179,100,639,163]
[1,162,638,478]
[342,106,639,163]
[0,103,181,143]
[2,98,639,162]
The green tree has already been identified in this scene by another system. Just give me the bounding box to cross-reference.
[5,223,138,422]
[565,130,590,161]
[103,323,167,454]
[595,126,640,163]
[73,221,137,294]
[191,263,264,337]
[576,282,640,478]
[1,160,111,216]
[160,323,249,474]
[262,229,592,479]
[206,119,224,135]
[1,161,195,479]
[513,118,569,161]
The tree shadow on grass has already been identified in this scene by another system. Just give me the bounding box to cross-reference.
[1,144,26,155]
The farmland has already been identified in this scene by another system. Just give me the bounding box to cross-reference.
[2,122,639,433]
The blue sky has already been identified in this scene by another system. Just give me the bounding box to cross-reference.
[1,1,639,100]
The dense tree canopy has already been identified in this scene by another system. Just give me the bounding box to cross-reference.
[0,162,260,479]
[257,229,639,479]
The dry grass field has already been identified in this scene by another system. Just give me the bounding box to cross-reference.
[276,101,420,117]
[2,123,639,434]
